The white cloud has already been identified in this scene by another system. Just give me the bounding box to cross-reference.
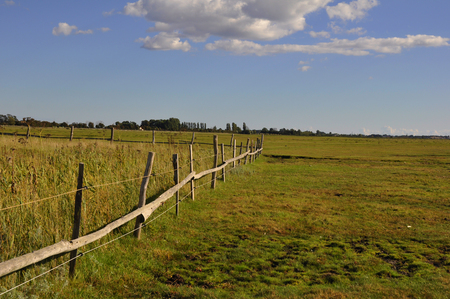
[346,27,366,35]
[53,23,97,36]
[52,23,78,36]
[75,29,93,35]
[205,34,449,56]
[103,9,115,17]
[310,31,330,38]
[100,27,111,32]
[326,0,379,21]
[136,32,191,52]
[300,65,311,71]
[363,126,450,136]
[123,0,333,42]
[4,0,14,6]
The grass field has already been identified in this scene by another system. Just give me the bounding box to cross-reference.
[1,128,450,298]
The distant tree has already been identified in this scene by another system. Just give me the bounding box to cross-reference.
[261,127,269,134]
[96,122,105,128]
[226,123,231,131]
[88,122,94,129]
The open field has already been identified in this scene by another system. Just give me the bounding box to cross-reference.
[1,130,450,298]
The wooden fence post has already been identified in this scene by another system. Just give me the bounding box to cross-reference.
[173,154,179,216]
[191,132,195,144]
[211,135,218,189]
[190,144,195,200]
[245,139,250,165]
[110,127,114,144]
[134,152,155,239]
[26,125,30,140]
[233,139,236,168]
[261,134,264,153]
[256,138,260,159]
[152,130,155,145]
[70,126,74,141]
[69,163,84,278]
[221,143,225,182]
[250,140,254,163]
[239,142,243,165]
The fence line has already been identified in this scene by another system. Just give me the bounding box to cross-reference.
[0,135,264,279]
[0,149,219,213]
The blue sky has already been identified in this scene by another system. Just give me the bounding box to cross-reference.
[1,0,449,135]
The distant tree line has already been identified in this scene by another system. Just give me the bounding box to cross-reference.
[1,113,339,136]
[260,127,334,136]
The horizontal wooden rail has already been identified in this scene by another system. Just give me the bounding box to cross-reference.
[0,147,262,278]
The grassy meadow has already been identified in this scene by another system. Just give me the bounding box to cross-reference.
[1,127,450,298]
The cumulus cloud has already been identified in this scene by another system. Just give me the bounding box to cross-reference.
[52,23,109,36]
[206,34,449,56]
[300,65,311,71]
[310,31,330,38]
[136,32,191,51]
[52,23,78,36]
[326,0,379,21]
[123,0,333,42]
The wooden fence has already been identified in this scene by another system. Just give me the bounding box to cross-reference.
[0,134,264,279]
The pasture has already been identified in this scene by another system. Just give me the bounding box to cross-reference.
[1,128,450,298]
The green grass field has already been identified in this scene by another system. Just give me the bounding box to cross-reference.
[1,128,450,298]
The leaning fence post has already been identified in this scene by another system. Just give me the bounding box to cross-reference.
[245,139,250,165]
[69,163,84,278]
[26,125,30,140]
[134,152,155,239]
[211,135,218,189]
[173,154,179,216]
[233,139,236,168]
[190,144,195,200]
[152,130,155,145]
[191,132,195,145]
[110,127,114,144]
[70,126,74,141]
[221,143,225,182]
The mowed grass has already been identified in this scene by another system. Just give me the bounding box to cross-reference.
[1,133,450,298]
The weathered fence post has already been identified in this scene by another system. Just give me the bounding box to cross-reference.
[190,144,195,200]
[230,134,234,148]
[233,139,236,168]
[239,142,243,165]
[134,152,155,239]
[110,127,114,144]
[70,126,74,141]
[250,140,254,163]
[173,154,179,216]
[152,130,155,145]
[261,134,264,153]
[191,132,195,144]
[256,138,260,159]
[221,143,225,182]
[245,139,250,165]
[26,125,30,140]
[69,163,84,278]
[211,135,218,189]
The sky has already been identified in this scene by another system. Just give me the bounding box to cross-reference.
[1,0,449,135]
